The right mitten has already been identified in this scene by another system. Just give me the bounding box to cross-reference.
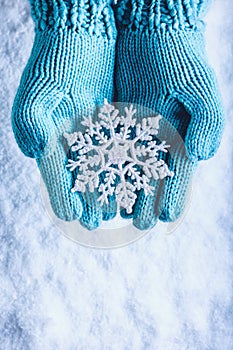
[114,0,225,229]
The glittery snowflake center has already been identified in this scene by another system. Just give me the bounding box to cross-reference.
[64,100,174,214]
[107,143,128,164]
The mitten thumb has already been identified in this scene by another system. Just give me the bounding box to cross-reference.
[177,73,225,161]
[12,81,64,159]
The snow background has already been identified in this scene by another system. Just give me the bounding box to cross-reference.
[0,0,233,349]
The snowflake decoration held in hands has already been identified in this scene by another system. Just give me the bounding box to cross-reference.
[64,100,174,214]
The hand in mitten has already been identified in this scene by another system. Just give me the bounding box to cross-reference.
[12,0,117,229]
[114,0,225,229]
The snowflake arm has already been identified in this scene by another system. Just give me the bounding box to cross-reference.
[115,181,137,214]
[135,115,162,142]
[98,171,116,205]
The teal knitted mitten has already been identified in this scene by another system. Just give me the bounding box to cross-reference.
[12,0,117,228]
[114,0,225,229]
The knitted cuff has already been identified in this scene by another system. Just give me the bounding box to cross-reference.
[29,0,115,37]
[115,0,212,31]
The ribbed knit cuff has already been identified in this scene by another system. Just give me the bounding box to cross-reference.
[29,0,116,37]
[115,0,212,31]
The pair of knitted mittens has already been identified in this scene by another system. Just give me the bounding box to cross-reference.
[12,0,225,230]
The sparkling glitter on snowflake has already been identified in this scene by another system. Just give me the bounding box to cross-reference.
[64,100,174,214]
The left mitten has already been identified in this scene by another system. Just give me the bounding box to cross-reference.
[12,0,117,224]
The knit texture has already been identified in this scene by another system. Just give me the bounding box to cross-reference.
[114,0,225,229]
[116,0,212,31]
[30,0,115,36]
[12,0,117,228]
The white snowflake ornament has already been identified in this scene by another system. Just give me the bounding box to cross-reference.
[64,100,174,214]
